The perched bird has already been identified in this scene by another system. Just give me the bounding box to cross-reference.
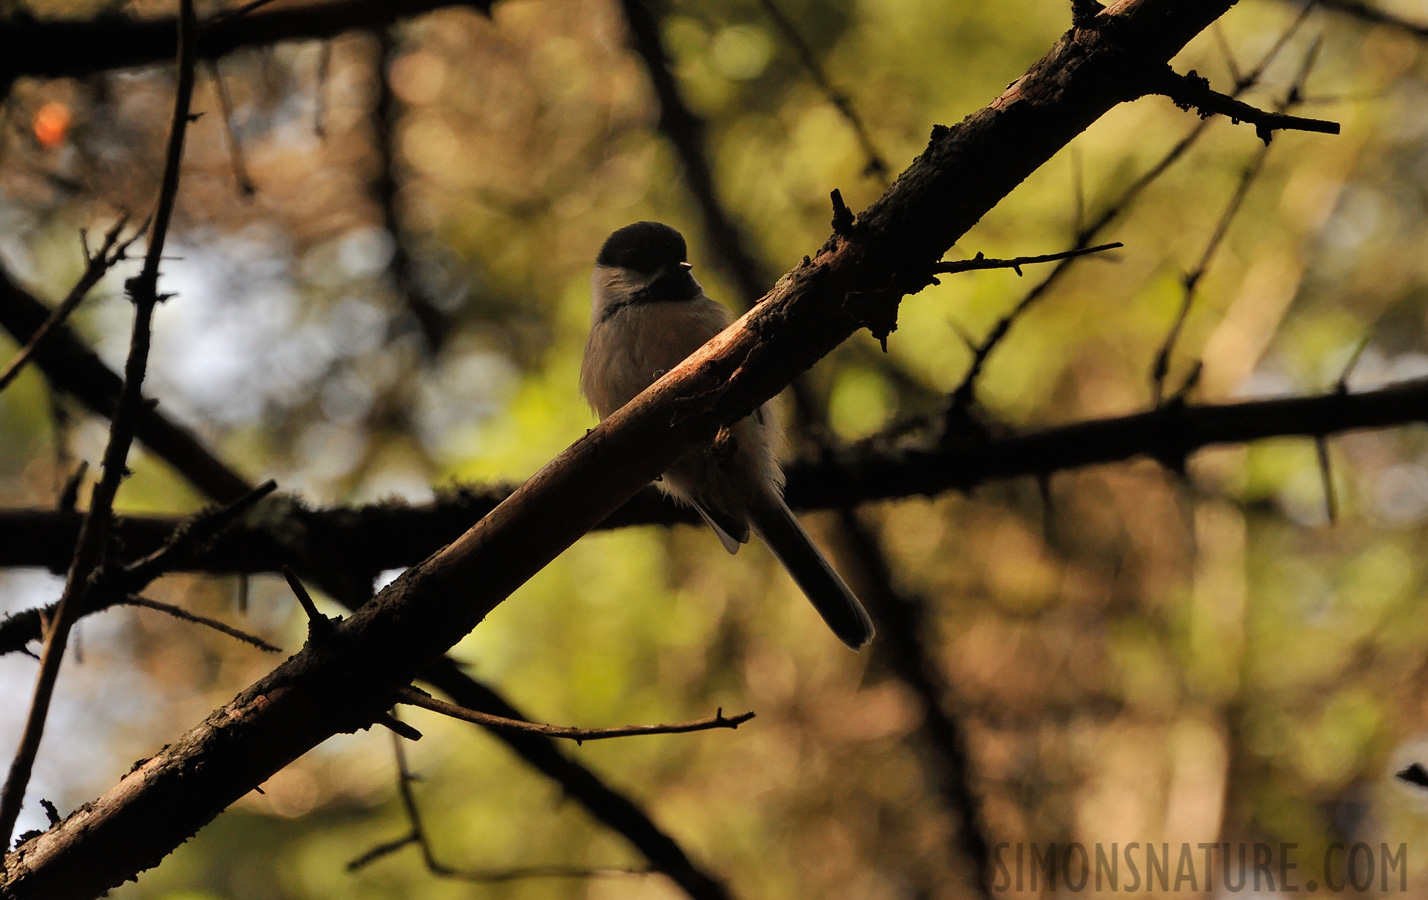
[580,221,875,649]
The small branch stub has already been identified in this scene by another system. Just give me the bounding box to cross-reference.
[281,566,339,642]
[377,714,423,742]
[1071,0,1105,26]
[830,189,855,234]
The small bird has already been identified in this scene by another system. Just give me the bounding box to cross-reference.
[580,222,875,649]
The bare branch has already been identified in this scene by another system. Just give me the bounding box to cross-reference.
[398,688,753,744]
[0,0,497,88]
[932,242,1122,277]
[374,28,451,353]
[281,566,339,641]
[1149,67,1339,143]
[1315,436,1338,524]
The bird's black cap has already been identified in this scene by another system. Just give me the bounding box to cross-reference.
[596,222,688,274]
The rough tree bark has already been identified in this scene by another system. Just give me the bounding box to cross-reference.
[0,2,1245,896]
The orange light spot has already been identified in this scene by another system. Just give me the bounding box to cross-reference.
[33,101,71,149]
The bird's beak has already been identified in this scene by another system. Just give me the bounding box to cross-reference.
[679,262,693,271]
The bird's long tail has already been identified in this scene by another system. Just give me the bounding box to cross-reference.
[749,495,875,650]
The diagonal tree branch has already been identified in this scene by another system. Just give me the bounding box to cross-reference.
[0,4,1285,895]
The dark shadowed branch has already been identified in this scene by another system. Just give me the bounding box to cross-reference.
[4,373,1422,591]
[933,242,1122,277]
[0,0,495,88]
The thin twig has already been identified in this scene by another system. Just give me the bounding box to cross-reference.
[1210,22,1242,85]
[933,242,1122,276]
[0,0,199,847]
[0,215,144,395]
[120,595,280,652]
[1336,332,1372,393]
[755,0,889,182]
[202,0,284,29]
[1149,67,1339,142]
[397,687,754,744]
[313,41,333,138]
[206,60,255,197]
[56,461,88,513]
[1150,150,1269,403]
[1315,436,1338,524]
[281,565,337,639]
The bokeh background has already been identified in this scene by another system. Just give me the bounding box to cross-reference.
[4,0,1428,897]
